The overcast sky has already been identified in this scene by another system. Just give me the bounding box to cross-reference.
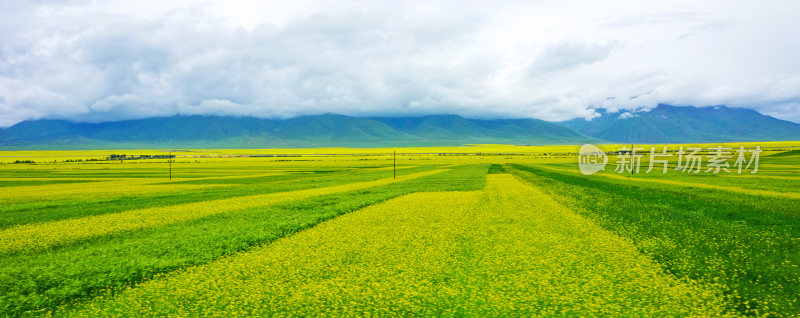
[1,0,799,127]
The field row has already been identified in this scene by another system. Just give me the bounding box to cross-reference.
[62,174,730,317]
[0,164,487,315]
[0,164,427,227]
[0,149,798,316]
[0,169,445,254]
[508,163,800,317]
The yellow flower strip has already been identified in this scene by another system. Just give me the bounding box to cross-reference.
[0,169,446,254]
[538,165,800,200]
[0,166,418,204]
[64,174,730,317]
[721,174,800,181]
[0,178,228,204]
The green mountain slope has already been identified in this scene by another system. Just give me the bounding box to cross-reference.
[0,114,595,149]
[558,104,800,143]
[371,116,588,143]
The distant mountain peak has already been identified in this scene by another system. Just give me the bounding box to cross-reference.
[559,104,800,143]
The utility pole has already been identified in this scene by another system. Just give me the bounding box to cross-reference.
[393,150,396,179]
[630,144,634,176]
[169,151,172,181]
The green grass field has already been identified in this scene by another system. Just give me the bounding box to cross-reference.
[0,144,798,317]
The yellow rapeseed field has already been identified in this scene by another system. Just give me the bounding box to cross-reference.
[534,164,800,199]
[2,144,798,316]
[0,169,446,254]
[0,177,238,204]
[63,174,732,317]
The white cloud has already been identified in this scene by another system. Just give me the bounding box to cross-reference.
[1,0,799,127]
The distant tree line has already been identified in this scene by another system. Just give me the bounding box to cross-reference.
[63,159,102,162]
[107,154,175,160]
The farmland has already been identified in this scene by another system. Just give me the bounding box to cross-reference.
[0,142,798,317]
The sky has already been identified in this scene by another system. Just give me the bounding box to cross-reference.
[1,0,799,127]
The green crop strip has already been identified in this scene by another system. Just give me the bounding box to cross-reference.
[510,164,800,317]
[0,165,488,316]
[61,174,728,317]
[0,165,432,228]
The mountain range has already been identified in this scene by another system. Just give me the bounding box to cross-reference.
[557,104,800,143]
[1,105,798,149]
[0,114,593,149]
